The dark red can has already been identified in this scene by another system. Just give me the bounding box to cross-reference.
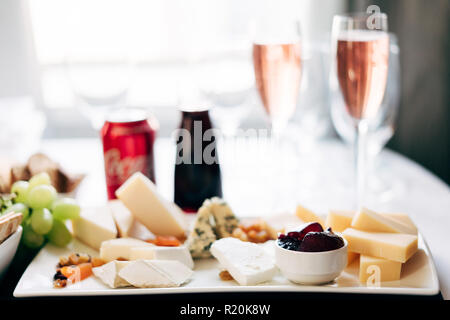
[101,109,158,199]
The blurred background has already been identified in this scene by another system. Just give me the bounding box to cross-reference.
[0,0,448,184]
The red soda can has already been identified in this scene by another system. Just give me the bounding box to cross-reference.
[101,109,158,199]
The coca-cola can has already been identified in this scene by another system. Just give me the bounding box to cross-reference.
[101,109,158,200]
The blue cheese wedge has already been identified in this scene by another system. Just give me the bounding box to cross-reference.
[118,260,193,288]
[187,205,217,258]
[208,197,239,238]
[100,238,154,262]
[92,261,130,288]
[210,238,277,286]
[129,246,194,269]
[187,198,239,258]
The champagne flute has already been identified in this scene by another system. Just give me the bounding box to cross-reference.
[331,13,389,209]
[252,19,302,137]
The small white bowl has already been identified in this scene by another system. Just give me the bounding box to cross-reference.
[275,237,347,285]
[0,225,22,280]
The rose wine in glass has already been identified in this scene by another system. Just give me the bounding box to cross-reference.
[252,19,302,136]
[253,42,302,135]
[332,13,389,209]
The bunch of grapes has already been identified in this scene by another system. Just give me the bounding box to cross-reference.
[5,172,80,249]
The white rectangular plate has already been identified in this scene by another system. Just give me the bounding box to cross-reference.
[14,234,439,297]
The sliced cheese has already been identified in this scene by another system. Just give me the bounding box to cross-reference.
[100,237,154,262]
[72,207,117,250]
[325,209,417,234]
[359,255,402,283]
[108,200,134,238]
[129,246,194,269]
[108,199,154,240]
[210,238,276,286]
[326,210,355,232]
[295,204,325,227]
[382,212,418,234]
[118,260,193,288]
[92,260,130,288]
[352,207,416,235]
[116,172,186,238]
[343,228,418,263]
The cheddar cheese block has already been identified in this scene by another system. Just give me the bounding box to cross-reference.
[295,204,325,227]
[343,228,418,263]
[351,207,417,235]
[116,172,186,238]
[359,255,402,283]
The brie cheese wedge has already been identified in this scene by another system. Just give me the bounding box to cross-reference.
[93,260,130,288]
[129,246,194,269]
[118,260,193,288]
[210,238,277,286]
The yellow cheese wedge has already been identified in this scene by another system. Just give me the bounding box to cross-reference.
[383,212,418,234]
[73,207,117,250]
[326,210,355,232]
[343,228,418,263]
[351,207,417,235]
[359,255,402,283]
[295,204,325,227]
[347,252,359,266]
[116,172,186,238]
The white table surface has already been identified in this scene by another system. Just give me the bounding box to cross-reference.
[39,137,450,299]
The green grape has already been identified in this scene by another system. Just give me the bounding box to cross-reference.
[22,222,45,249]
[51,198,80,220]
[11,180,30,203]
[47,219,72,247]
[28,172,51,189]
[27,185,57,209]
[4,203,30,221]
[31,208,53,235]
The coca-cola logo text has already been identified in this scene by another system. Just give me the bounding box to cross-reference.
[104,148,147,184]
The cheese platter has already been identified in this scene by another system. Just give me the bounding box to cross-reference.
[13,172,439,297]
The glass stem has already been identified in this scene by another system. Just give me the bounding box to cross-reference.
[355,120,369,211]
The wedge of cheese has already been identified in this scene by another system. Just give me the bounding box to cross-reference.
[352,207,417,235]
[93,260,130,288]
[72,207,117,250]
[129,246,194,269]
[326,210,355,232]
[210,238,276,286]
[116,172,186,238]
[295,204,325,227]
[118,260,193,288]
[359,255,402,283]
[343,228,418,263]
[100,237,154,262]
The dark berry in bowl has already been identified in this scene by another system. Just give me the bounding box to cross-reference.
[287,222,323,242]
[277,234,301,251]
[298,231,345,252]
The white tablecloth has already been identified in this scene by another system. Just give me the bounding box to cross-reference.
[39,137,450,299]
